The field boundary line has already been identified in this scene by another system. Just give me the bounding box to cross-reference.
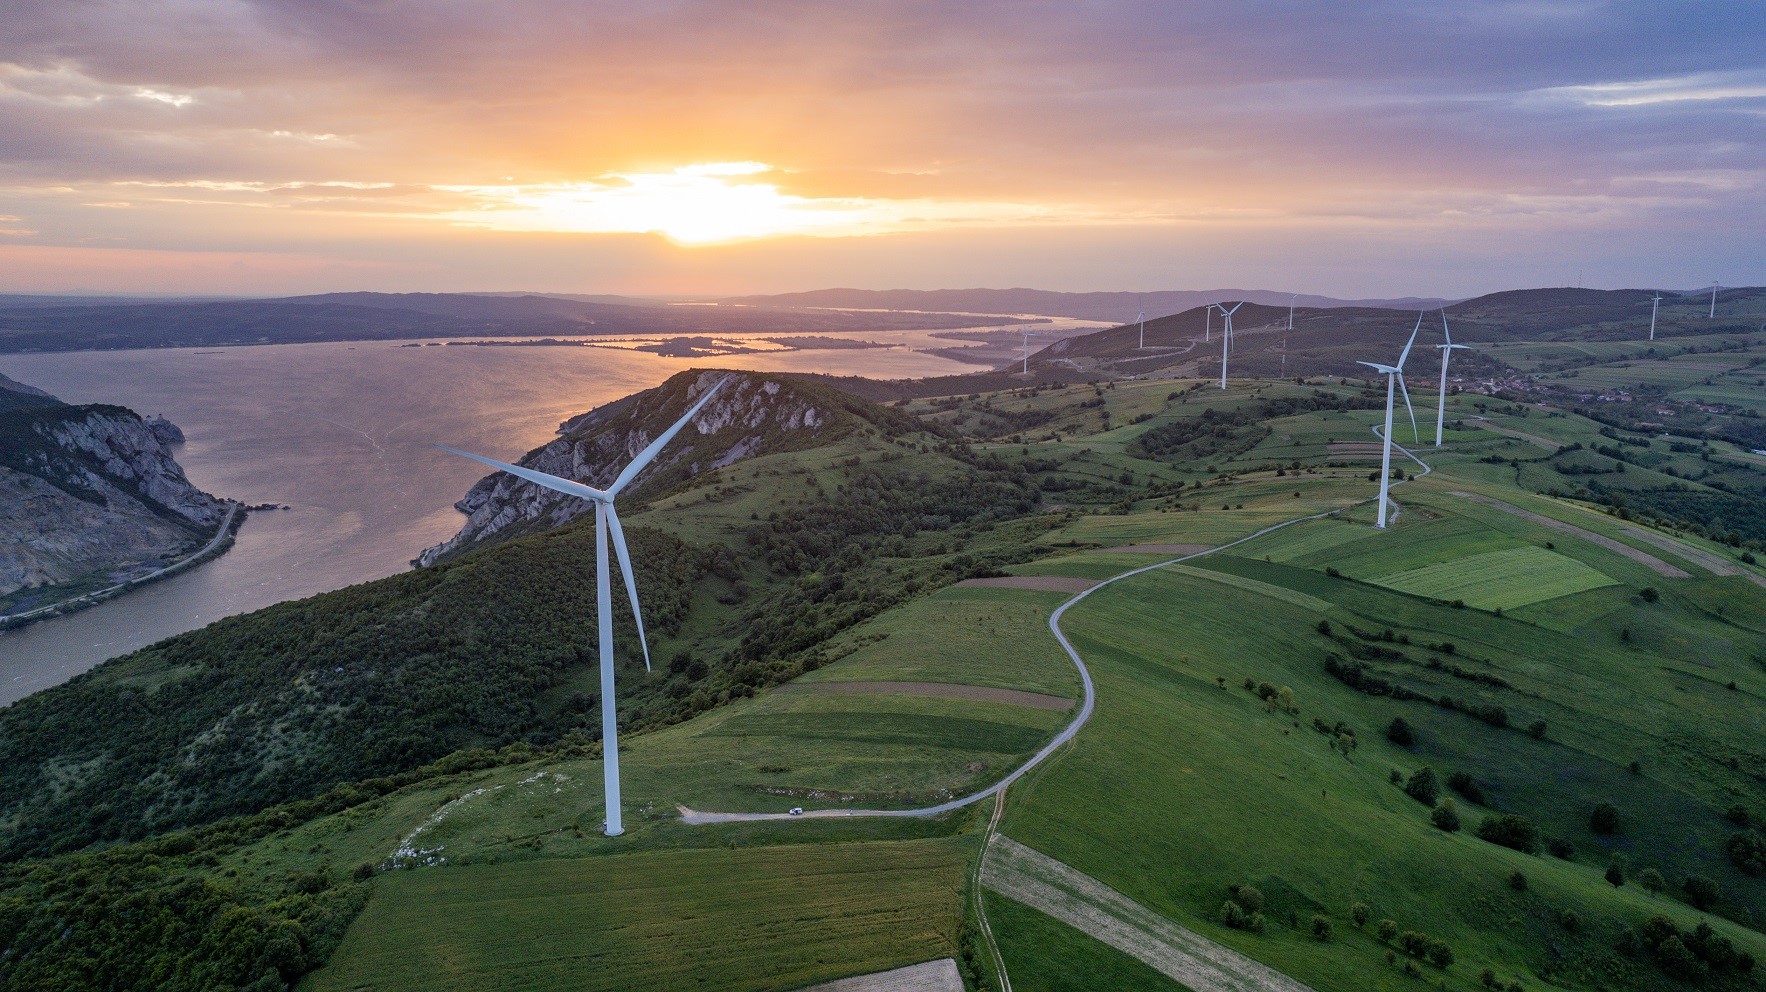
[982,836,1317,992]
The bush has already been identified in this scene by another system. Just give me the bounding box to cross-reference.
[1727,831,1766,876]
[1548,838,1575,860]
[1590,802,1620,835]
[1606,860,1626,888]
[1427,939,1455,968]
[1638,867,1665,893]
[1447,771,1484,805]
[1684,874,1720,910]
[1405,767,1439,806]
[1398,931,1431,958]
[1728,805,1753,827]
[1432,799,1462,832]
[1350,902,1371,928]
[1386,717,1415,747]
[1528,719,1547,739]
[1640,586,1659,603]
[1559,909,1582,931]
[1477,814,1541,854]
[1508,870,1529,891]
[1246,912,1267,935]
[1311,914,1333,941]
[1233,885,1265,913]
[1377,919,1399,942]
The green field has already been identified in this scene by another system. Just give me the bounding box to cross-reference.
[306,839,969,992]
[1370,545,1618,610]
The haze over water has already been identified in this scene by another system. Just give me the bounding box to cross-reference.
[0,324,1094,704]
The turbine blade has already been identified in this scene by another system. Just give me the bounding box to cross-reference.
[436,445,607,501]
[604,503,651,672]
[607,376,729,497]
[1440,309,1451,345]
[1397,373,1418,442]
[1397,313,1421,369]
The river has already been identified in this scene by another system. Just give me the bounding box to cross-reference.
[0,319,1103,703]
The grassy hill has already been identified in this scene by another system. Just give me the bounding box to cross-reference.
[5,357,1766,992]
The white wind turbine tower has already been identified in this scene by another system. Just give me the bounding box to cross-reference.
[1649,292,1662,341]
[1020,328,1042,373]
[1288,293,1297,331]
[437,377,729,836]
[1710,281,1721,318]
[1358,314,1421,528]
[1216,301,1245,390]
[1137,310,1146,349]
[1433,310,1470,447]
[1204,304,1214,343]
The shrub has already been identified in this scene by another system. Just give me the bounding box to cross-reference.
[1246,912,1267,935]
[1548,838,1574,860]
[1477,814,1540,854]
[1606,860,1626,888]
[1727,831,1766,876]
[1638,867,1665,893]
[1528,720,1547,739]
[1508,870,1529,891]
[1427,939,1455,968]
[1389,768,1403,785]
[1480,967,1498,988]
[1405,767,1439,805]
[1447,771,1484,805]
[1233,885,1265,913]
[1657,935,1699,978]
[1559,909,1582,931]
[1316,619,1332,636]
[1386,717,1415,747]
[1221,901,1247,928]
[1311,914,1333,941]
[1377,919,1399,942]
[1432,799,1462,832]
[1590,802,1620,835]
[1684,874,1720,910]
[1350,902,1371,928]
[1398,931,1431,957]
[1640,586,1659,603]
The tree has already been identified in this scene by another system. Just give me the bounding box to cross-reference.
[1508,871,1529,891]
[1447,771,1484,805]
[1377,919,1399,942]
[1234,885,1265,913]
[1311,915,1333,941]
[1350,902,1372,928]
[1432,799,1462,832]
[1590,802,1620,835]
[1727,831,1766,876]
[1405,767,1439,806]
[1684,874,1720,910]
[1606,860,1626,888]
[1477,814,1541,854]
[1638,867,1665,894]
[1427,940,1455,968]
[1386,717,1415,747]
[1640,586,1660,603]
[1528,719,1547,739]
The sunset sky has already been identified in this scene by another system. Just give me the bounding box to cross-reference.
[1,1,1761,298]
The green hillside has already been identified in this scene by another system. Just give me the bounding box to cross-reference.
[5,348,1766,992]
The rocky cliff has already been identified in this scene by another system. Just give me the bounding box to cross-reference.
[418,369,915,565]
[0,377,229,604]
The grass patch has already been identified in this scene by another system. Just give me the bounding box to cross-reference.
[1370,546,1618,610]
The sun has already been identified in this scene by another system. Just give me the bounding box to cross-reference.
[439,163,878,244]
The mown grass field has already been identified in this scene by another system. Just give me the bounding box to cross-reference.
[1370,545,1617,610]
[305,839,969,992]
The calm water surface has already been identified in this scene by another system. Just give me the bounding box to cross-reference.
[0,321,1099,703]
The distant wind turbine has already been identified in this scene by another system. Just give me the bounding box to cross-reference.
[1137,310,1146,350]
[1358,314,1421,529]
[1288,293,1297,331]
[1217,301,1244,390]
[1434,310,1470,447]
[1711,281,1721,318]
[1020,329,1041,373]
[438,376,729,836]
[1649,292,1662,341]
[1204,304,1214,343]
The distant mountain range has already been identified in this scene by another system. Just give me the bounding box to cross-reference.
[712,288,1458,321]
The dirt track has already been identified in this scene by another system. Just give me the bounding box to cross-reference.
[1451,492,1690,578]
[795,959,963,992]
[785,680,1074,711]
[984,837,1316,992]
[956,576,1098,593]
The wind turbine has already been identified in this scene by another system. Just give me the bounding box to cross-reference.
[1433,310,1470,447]
[1358,314,1421,529]
[1020,329,1041,373]
[1710,281,1721,318]
[1217,301,1244,390]
[1649,292,1662,341]
[1288,294,1297,331]
[1137,310,1146,349]
[437,376,729,836]
[1204,304,1213,343]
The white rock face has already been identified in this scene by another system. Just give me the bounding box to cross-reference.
[417,372,838,565]
[0,407,228,600]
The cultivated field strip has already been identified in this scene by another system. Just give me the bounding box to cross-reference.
[795,959,963,992]
[1450,491,1691,577]
[983,837,1316,992]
